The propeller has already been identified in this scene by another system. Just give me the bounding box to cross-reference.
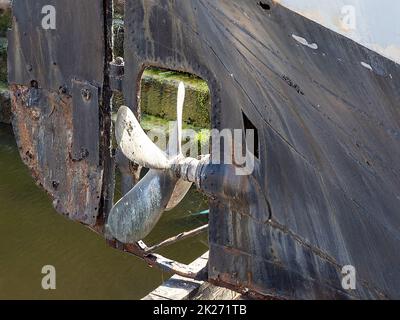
[106,82,201,244]
[115,106,170,170]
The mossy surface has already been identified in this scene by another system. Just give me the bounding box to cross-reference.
[0,5,10,124]
[141,113,209,133]
[110,6,211,129]
[0,7,11,38]
[141,113,211,154]
[114,0,125,19]
[0,86,11,124]
[113,19,124,57]
[111,112,210,155]
[112,67,211,144]
[0,38,7,85]
[141,68,211,128]
[0,7,10,86]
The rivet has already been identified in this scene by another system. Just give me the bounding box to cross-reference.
[59,85,67,95]
[115,57,124,65]
[81,88,91,101]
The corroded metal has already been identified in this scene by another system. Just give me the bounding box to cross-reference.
[8,0,114,226]
[71,80,100,165]
[109,58,125,92]
[7,0,208,285]
[10,84,103,224]
[145,224,209,253]
[122,0,400,299]
[8,0,106,92]
[106,169,178,243]
[7,0,400,300]
[108,240,208,281]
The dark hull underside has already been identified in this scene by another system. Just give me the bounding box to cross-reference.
[8,0,400,299]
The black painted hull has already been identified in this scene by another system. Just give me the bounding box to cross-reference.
[122,0,400,299]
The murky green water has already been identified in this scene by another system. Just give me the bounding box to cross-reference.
[0,123,208,300]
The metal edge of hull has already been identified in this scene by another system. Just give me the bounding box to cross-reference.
[123,0,400,299]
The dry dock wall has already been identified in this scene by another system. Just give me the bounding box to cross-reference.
[0,4,10,123]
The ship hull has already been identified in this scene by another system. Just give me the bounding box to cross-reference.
[7,0,400,299]
[122,0,400,299]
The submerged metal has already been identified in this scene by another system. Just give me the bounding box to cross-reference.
[8,0,114,227]
[7,0,400,299]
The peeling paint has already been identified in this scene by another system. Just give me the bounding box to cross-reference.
[361,61,373,71]
[292,34,318,50]
[276,0,400,64]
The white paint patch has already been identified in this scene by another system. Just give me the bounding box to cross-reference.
[361,61,373,71]
[277,0,400,64]
[292,34,318,50]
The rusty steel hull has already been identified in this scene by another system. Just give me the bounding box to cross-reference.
[8,0,114,227]
[7,0,400,299]
[123,0,400,299]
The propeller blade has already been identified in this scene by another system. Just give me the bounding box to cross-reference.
[165,82,192,210]
[106,170,178,244]
[166,179,192,211]
[168,82,185,157]
[167,121,180,158]
[115,106,171,170]
[115,148,137,195]
[108,83,193,241]
[176,82,185,155]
